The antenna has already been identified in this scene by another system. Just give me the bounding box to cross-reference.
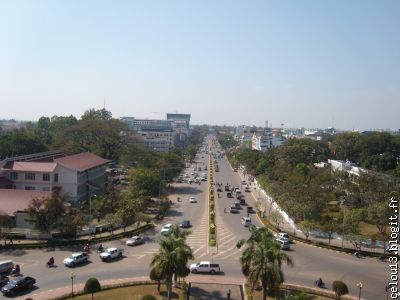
[103,97,106,109]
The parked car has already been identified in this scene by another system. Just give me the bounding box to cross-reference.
[161,224,173,235]
[241,180,247,185]
[1,276,36,296]
[0,275,9,287]
[275,238,291,250]
[239,198,246,205]
[227,192,233,198]
[274,232,291,243]
[230,205,240,214]
[244,186,251,192]
[190,261,220,274]
[241,217,252,227]
[232,202,241,209]
[180,220,191,228]
[126,235,145,246]
[100,247,124,262]
[63,252,89,267]
[247,206,255,214]
[189,197,197,203]
[217,187,222,192]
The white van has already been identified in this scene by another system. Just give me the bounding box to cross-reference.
[0,260,13,274]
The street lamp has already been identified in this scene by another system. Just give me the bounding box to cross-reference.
[89,193,96,225]
[357,282,363,300]
[70,272,76,298]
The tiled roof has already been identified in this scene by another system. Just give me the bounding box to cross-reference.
[0,189,51,216]
[55,152,110,171]
[4,162,57,172]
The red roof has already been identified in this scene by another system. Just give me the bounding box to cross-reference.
[0,189,51,216]
[55,152,110,171]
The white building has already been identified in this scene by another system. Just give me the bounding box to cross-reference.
[0,151,110,202]
[252,133,284,151]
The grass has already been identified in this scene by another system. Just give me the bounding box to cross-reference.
[64,284,181,300]
[248,287,333,300]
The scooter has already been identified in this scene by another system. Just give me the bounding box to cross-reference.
[314,280,325,289]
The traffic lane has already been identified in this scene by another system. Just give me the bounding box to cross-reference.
[283,242,388,300]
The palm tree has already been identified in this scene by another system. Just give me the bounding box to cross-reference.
[150,225,193,300]
[237,227,294,300]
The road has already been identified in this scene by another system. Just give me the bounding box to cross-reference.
[0,138,391,300]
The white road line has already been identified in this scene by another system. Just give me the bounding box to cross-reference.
[193,246,205,254]
[130,254,145,259]
[218,235,238,247]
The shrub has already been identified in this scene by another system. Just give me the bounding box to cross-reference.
[141,296,157,300]
[209,227,215,234]
[209,239,216,246]
[332,280,349,299]
[84,278,101,300]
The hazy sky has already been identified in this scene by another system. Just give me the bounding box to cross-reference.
[1,1,399,130]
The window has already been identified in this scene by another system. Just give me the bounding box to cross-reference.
[10,172,18,180]
[25,173,35,180]
[42,187,50,191]
[25,186,35,190]
[54,173,58,182]
[42,174,50,181]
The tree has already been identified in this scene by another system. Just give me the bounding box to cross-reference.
[319,216,340,244]
[129,168,161,199]
[332,280,349,299]
[298,220,315,240]
[0,212,11,244]
[150,225,193,300]
[346,233,365,251]
[269,211,284,230]
[149,266,164,292]
[81,108,112,121]
[83,277,101,300]
[236,227,294,300]
[27,191,66,233]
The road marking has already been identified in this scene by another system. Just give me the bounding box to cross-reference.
[218,235,238,247]
[193,246,205,255]
[130,254,145,259]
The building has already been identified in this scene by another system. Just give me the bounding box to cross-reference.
[251,128,284,151]
[121,113,191,152]
[0,150,110,202]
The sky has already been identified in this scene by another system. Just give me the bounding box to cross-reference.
[0,1,399,130]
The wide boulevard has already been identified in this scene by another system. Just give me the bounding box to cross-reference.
[0,139,389,300]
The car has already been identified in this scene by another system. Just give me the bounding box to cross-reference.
[230,205,240,213]
[233,202,241,209]
[244,186,251,192]
[0,275,9,287]
[224,185,230,191]
[275,238,291,250]
[241,217,252,227]
[126,235,145,246]
[63,252,89,267]
[0,260,13,274]
[247,206,255,214]
[227,192,233,198]
[233,168,238,172]
[161,224,173,235]
[100,247,124,262]
[235,187,241,193]
[239,198,246,205]
[189,197,197,203]
[275,232,291,243]
[1,276,36,296]
[241,180,247,185]
[180,220,191,228]
[217,187,222,192]
[190,261,220,274]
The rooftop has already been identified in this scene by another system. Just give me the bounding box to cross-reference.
[55,152,111,171]
[0,189,52,215]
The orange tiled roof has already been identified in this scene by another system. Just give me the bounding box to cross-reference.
[0,189,51,216]
[55,152,110,171]
[5,162,57,172]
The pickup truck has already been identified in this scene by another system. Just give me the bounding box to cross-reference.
[63,252,89,267]
[190,261,220,274]
[100,247,124,262]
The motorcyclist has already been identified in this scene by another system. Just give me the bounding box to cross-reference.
[47,257,54,267]
[98,244,104,253]
[315,278,324,288]
[84,243,91,252]
[354,251,360,258]
[11,264,20,274]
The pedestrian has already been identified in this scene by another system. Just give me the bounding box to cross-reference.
[227,289,231,300]
[224,208,226,213]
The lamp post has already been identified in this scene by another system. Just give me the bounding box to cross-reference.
[357,282,363,300]
[89,193,96,226]
[70,272,76,298]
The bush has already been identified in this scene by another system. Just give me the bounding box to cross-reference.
[332,280,349,299]
[209,227,215,234]
[141,296,157,300]
[209,239,216,246]
[84,278,101,299]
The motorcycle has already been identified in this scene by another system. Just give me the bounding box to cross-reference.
[46,258,55,268]
[314,279,325,288]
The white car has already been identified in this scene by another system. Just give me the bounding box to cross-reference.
[274,232,291,243]
[189,197,197,203]
[161,224,173,235]
[126,235,145,246]
[241,217,252,227]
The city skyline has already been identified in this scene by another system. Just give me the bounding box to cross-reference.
[1,1,399,130]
